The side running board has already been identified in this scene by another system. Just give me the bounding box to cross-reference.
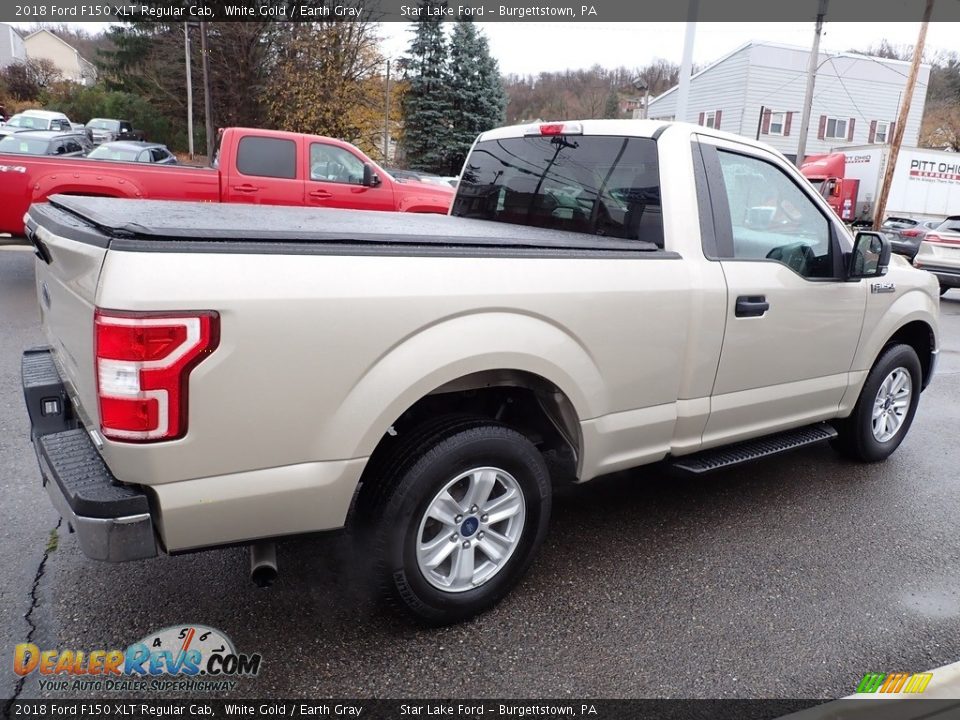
[669,422,838,475]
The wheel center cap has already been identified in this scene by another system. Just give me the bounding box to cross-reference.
[460,517,480,537]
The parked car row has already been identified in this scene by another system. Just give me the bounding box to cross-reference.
[913,215,960,297]
[387,167,459,188]
[880,216,947,259]
[0,129,176,164]
[0,109,161,160]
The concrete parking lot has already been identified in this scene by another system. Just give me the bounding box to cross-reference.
[2,245,959,701]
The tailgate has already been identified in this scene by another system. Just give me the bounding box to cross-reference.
[26,205,109,431]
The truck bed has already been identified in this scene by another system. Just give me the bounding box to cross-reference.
[29,195,663,256]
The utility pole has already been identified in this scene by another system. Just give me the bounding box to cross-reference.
[795,0,829,166]
[200,21,215,162]
[383,59,391,164]
[183,23,194,159]
[873,0,934,230]
[675,0,698,123]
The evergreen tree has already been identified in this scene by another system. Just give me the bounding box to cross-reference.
[603,91,620,119]
[447,19,506,175]
[401,2,453,174]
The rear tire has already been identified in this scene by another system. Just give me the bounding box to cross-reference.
[832,343,921,462]
[361,417,551,625]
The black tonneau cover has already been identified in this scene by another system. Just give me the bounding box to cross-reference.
[36,195,660,253]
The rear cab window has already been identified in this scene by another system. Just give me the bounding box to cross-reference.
[453,134,664,247]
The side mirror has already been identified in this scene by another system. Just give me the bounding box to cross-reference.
[830,179,841,198]
[362,163,381,187]
[848,231,892,279]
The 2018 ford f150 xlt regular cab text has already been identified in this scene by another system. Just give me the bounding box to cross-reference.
[22,120,940,624]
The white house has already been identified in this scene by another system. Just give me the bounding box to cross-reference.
[0,23,27,69]
[24,29,96,85]
[647,41,930,161]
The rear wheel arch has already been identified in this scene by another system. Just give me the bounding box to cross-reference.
[348,369,582,532]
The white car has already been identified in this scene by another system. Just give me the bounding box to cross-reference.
[914,215,960,296]
[0,110,75,138]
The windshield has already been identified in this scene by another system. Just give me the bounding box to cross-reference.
[88,145,141,161]
[0,135,50,154]
[87,119,119,131]
[452,135,664,246]
[7,115,48,130]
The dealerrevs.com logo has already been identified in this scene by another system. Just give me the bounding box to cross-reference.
[13,625,262,693]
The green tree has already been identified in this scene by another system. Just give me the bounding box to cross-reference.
[446,19,506,174]
[401,2,453,173]
[603,90,620,119]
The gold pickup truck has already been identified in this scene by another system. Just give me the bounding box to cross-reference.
[21,120,940,625]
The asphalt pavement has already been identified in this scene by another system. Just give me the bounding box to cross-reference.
[2,246,959,700]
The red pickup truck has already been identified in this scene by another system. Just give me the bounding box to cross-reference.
[0,127,453,237]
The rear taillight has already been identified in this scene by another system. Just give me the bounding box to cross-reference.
[900,229,921,237]
[95,309,219,442]
[924,233,960,246]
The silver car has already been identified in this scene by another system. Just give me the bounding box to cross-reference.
[914,216,960,296]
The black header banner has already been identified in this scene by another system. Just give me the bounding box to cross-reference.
[2,0,959,23]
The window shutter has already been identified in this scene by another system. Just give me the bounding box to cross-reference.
[783,112,793,136]
[817,115,826,140]
[847,117,856,142]
[698,112,705,126]
[714,110,722,130]
[888,121,896,143]
[868,120,877,144]
[761,109,772,134]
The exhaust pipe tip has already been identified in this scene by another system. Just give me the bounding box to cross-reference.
[249,542,278,588]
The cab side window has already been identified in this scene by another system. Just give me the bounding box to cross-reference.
[716,150,833,279]
[309,144,365,185]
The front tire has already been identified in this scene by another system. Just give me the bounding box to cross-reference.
[363,418,551,625]
[832,343,921,462]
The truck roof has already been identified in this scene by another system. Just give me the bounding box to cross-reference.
[477,118,670,141]
[475,119,777,154]
[32,195,663,255]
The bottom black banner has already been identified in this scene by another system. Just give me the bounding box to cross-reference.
[3,699,960,720]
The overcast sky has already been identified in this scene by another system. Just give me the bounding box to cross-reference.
[379,22,960,76]
[13,21,960,77]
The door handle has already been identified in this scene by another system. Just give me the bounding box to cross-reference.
[232,184,258,193]
[309,189,332,199]
[735,295,769,317]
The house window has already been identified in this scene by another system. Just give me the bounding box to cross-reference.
[769,112,785,135]
[704,111,717,129]
[825,117,848,139]
[875,121,890,143]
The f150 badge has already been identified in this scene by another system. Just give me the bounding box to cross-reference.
[871,282,896,294]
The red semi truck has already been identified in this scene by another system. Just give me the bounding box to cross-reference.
[0,127,454,238]
[800,144,960,226]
